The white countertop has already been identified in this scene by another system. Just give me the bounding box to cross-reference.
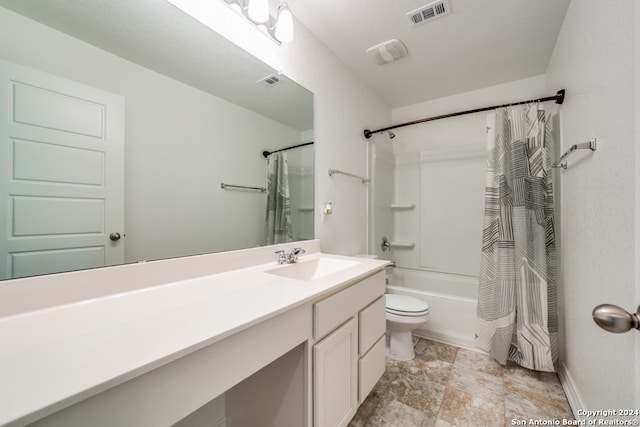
[0,247,388,426]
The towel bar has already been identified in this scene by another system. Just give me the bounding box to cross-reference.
[220,183,266,192]
[328,168,370,184]
[552,138,597,169]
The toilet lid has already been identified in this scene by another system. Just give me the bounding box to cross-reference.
[385,294,429,316]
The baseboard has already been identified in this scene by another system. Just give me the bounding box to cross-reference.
[557,362,584,419]
[212,417,227,427]
[412,329,477,353]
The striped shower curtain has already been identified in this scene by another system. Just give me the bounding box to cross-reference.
[475,104,558,372]
[265,152,293,245]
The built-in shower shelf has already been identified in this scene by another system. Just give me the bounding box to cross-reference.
[390,204,415,210]
[390,241,415,249]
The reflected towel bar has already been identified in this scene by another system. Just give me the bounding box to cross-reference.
[552,138,597,169]
[221,183,266,192]
[328,169,370,184]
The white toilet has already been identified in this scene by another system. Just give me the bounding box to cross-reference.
[385,294,430,361]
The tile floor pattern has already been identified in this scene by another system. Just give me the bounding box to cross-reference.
[349,337,573,427]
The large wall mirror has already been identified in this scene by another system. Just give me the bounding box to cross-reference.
[0,0,314,280]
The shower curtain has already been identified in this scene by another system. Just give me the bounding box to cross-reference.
[265,152,293,244]
[475,104,558,372]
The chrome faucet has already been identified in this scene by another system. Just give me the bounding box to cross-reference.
[275,247,306,264]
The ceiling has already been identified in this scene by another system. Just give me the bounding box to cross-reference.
[0,0,571,116]
[288,0,571,108]
[0,0,313,131]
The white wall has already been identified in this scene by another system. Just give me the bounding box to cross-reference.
[0,7,308,263]
[171,0,391,256]
[287,145,314,241]
[369,140,395,257]
[636,1,640,412]
[545,0,638,411]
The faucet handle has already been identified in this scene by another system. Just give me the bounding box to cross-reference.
[274,249,287,264]
[289,247,305,263]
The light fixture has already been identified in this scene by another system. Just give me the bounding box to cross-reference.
[247,0,269,22]
[223,0,295,44]
[274,2,294,43]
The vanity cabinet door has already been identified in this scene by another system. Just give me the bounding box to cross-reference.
[313,317,358,427]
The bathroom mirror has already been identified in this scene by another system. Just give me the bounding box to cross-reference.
[0,0,314,280]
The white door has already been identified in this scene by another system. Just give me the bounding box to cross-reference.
[0,59,124,279]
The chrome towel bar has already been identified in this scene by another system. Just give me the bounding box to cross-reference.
[220,183,266,192]
[552,138,597,169]
[328,168,370,184]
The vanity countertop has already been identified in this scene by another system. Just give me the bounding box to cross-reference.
[0,244,388,426]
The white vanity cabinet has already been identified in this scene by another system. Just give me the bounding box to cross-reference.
[2,241,392,427]
[312,271,386,427]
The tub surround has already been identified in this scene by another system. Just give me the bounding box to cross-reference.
[0,240,389,426]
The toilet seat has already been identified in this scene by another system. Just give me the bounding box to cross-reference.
[385,294,429,317]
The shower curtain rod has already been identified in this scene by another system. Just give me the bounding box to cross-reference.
[262,141,314,158]
[363,89,566,139]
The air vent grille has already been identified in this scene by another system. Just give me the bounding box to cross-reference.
[408,0,450,26]
[257,74,282,88]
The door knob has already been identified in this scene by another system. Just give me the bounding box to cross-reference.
[592,304,640,333]
[109,232,121,241]
[381,236,391,252]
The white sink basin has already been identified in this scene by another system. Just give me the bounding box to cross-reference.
[264,257,359,281]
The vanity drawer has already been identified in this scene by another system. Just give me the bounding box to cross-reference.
[358,335,385,404]
[314,271,385,340]
[358,296,385,354]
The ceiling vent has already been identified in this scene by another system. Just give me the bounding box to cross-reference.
[257,74,282,88]
[407,0,451,26]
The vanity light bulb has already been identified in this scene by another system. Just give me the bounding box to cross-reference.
[247,0,269,22]
[275,2,294,43]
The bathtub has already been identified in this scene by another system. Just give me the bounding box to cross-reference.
[385,267,478,350]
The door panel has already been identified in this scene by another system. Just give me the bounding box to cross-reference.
[12,138,105,185]
[0,59,124,279]
[12,81,105,138]
[12,197,104,235]
[313,318,358,427]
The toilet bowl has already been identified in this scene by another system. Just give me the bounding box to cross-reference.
[385,294,429,361]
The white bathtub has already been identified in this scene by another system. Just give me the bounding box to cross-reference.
[385,267,478,350]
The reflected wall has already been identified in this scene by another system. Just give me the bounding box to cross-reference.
[0,4,314,278]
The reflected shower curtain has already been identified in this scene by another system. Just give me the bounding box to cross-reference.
[265,152,293,244]
[475,104,558,372]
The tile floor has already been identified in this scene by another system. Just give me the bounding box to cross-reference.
[349,337,574,427]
